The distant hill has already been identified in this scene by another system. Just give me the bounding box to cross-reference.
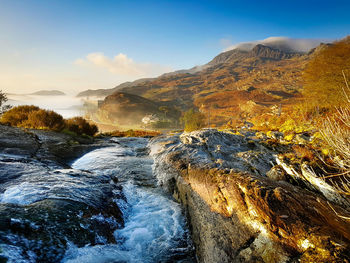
[30,90,65,96]
[76,78,153,97]
[95,92,180,126]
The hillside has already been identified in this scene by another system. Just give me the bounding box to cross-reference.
[84,41,328,128]
[94,92,180,127]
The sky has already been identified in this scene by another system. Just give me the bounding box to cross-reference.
[0,0,349,95]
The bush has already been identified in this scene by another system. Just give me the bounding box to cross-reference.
[1,106,65,131]
[182,108,206,132]
[0,105,98,136]
[1,105,40,126]
[25,109,65,131]
[65,117,98,136]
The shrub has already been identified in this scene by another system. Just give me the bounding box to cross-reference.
[24,109,65,131]
[0,105,97,136]
[182,108,206,132]
[1,105,41,126]
[1,106,65,131]
[65,117,98,136]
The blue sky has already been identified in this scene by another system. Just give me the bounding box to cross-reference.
[0,0,349,94]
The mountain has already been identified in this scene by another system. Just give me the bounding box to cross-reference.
[87,41,330,127]
[30,90,65,96]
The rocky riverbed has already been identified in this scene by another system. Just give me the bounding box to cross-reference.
[1,124,350,262]
[150,129,350,262]
[0,125,194,262]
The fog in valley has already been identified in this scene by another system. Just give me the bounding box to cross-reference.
[6,93,91,119]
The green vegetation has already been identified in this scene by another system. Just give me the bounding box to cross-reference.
[182,108,206,132]
[0,105,98,136]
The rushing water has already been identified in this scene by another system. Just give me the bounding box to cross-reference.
[62,137,194,263]
[0,138,195,262]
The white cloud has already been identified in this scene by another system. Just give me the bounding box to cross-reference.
[75,52,173,78]
[223,36,331,53]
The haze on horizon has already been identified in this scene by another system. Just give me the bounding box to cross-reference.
[0,0,349,95]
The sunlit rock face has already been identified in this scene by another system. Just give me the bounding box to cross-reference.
[150,129,350,262]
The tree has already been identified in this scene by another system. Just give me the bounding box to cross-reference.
[0,90,12,115]
[303,36,350,108]
[182,108,206,132]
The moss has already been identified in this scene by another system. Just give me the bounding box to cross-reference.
[284,133,295,141]
[321,148,330,156]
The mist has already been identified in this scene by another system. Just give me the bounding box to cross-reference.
[225,37,331,53]
[6,94,86,118]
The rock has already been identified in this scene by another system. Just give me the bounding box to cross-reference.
[0,124,99,167]
[266,130,284,140]
[0,124,124,262]
[0,198,123,262]
[266,165,287,181]
[294,133,311,144]
[150,129,350,262]
[0,125,39,157]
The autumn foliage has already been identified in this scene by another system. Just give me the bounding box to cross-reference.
[65,117,98,136]
[303,36,350,107]
[0,105,98,136]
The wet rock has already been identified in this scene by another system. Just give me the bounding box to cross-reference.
[0,125,39,157]
[0,124,125,262]
[0,124,99,167]
[150,129,350,262]
[0,198,123,262]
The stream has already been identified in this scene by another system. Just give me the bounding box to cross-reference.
[0,137,195,263]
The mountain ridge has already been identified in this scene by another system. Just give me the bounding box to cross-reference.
[77,42,306,98]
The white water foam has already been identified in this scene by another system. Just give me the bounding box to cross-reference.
[62,139,193,263]
[62,182,188,263]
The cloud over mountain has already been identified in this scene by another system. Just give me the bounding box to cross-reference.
[224,37,330,53]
